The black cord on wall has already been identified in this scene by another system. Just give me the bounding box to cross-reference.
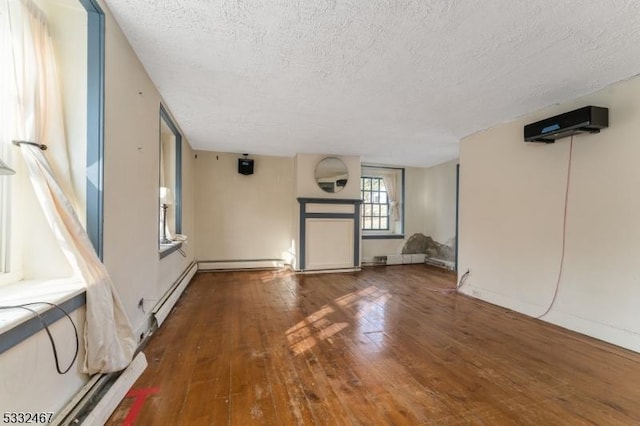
[0,302,79,374]
[457,269,470,289]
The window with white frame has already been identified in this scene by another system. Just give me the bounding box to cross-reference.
[361,176,390,230]
[360,166,404,238]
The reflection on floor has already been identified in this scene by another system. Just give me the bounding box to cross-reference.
[107,265,640,425]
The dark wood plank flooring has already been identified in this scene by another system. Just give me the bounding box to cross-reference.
[107,265,640,425]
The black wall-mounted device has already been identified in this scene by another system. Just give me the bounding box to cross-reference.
[524,106,608,143]
[238,154,254,175]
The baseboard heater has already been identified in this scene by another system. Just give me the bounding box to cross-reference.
[424,257,455,271]
[51,262,197,425]
[152,261,198,327]
[52,352,147,425]
[198,259,286,271]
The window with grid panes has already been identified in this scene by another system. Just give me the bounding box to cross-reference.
[361,176,390,230]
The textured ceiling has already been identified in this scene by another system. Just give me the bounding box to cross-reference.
[105,0,640,167]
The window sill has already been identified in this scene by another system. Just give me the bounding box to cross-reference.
[362,234,405,240]
[159,241,182,259]
[0,277,86,355]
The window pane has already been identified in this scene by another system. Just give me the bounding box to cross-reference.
[360,167,404,233]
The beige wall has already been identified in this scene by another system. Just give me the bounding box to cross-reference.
[424,159,458,245]
[459,75,640,352]
[194,151,294,262]
[100,0,195,334]
[295,154,361,199]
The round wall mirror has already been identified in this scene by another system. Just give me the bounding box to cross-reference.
[315,157,349,193]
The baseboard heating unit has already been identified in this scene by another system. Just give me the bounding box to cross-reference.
[52,352,147,425]
[152,261,198,327]
[198,259,286,271]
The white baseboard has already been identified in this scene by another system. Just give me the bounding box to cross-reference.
[299,267,361,274]
[461,285,640,353]
[198,259,285,270]
[152,262,198,327]
[82,353,148,425]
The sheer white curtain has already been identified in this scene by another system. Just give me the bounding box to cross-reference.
[1,0,136,374]
[382,172,400,222]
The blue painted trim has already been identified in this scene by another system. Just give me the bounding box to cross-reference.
[82,0,105,260]
[455,163,460,272]
[362,234,405,240]
[297,198,362,270]
[299,201,306,270]
[305,213,355,219]
[0,293,86,356]
[159,105,183,237]
[400,167,405,235]
[175,132,182,234]
[296,197,363,205]
[354,207,360,266]
[159,242,183,259]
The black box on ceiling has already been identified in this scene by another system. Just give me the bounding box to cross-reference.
[238,158,254,175]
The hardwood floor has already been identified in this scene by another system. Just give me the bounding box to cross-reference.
[107,265,640,425]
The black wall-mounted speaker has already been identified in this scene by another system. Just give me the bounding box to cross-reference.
[238,158,254,175]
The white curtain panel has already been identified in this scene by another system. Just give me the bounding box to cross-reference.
[2,0,136,374]
[382,172,400,222]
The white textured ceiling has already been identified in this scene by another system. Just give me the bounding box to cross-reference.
[105,0,640,167]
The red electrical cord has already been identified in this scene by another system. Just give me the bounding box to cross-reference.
[536,135,573,319]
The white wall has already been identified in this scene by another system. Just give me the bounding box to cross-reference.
[459,75,640,352]
[0,306,87,415]
[194,151,294,263]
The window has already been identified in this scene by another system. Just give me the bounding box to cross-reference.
[361,166,404,239]
[0,145,11,274]
[0,0,103,283]
[159,106,182,252]
[361,177,389,230]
